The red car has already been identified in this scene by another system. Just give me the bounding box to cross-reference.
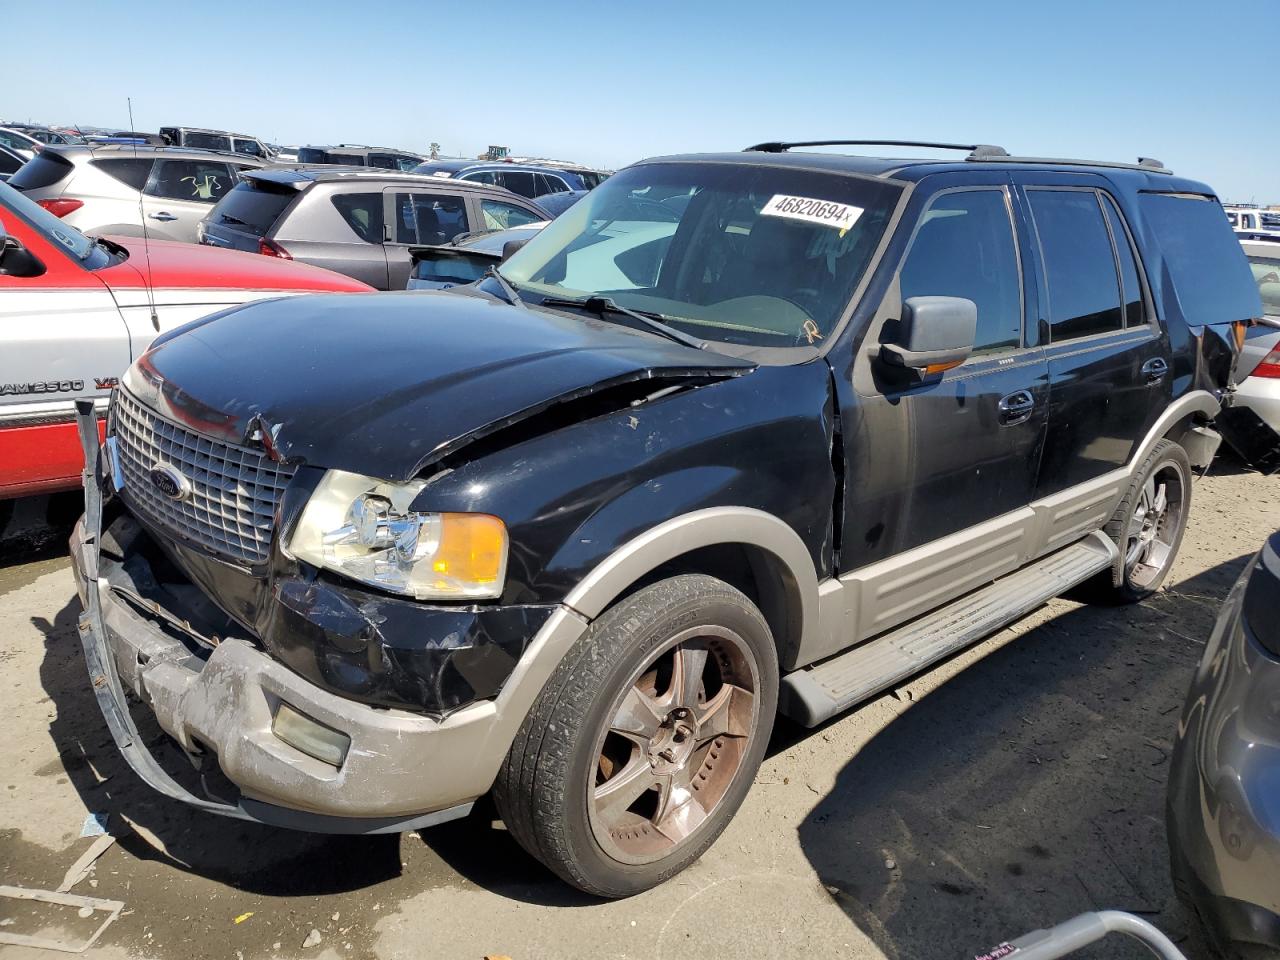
[0,180,370,501]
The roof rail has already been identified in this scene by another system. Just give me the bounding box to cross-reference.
[967,153,1173,174]
[744,139,1010,160]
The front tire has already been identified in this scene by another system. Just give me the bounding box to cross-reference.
[494,574,778,897]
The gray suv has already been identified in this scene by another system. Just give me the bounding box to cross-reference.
[8,144,268,243]
[198,167,550,289]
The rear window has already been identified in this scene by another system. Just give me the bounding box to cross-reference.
[91,158,154,191]
[413,251,492,285]
[8,151,73,191]
[214,181,295,235]
[1141,194,1263,326]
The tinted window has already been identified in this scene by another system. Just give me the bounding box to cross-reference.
[298,147,330,164]
[148,160,235,203]
[8,151,74,190]
[0,149,20,175]
[481,199,545,231]
[367,154,399,170]
[1028,190,1123,341]
[899,190,1022,355]
[1102,196,1144,327]
[1247,255,1280,316]
[232,138,263,157]
[214,182,294,235]
[393,192,467,244]
[1141,194,1263,326]
[331,192,384,243]
[183,132,231,151]
[498,171,537,198]
[91,158,154,192]
[535,173,569,195]
[463,171,497,186]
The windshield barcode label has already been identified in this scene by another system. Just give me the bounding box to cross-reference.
[760,194,863,231]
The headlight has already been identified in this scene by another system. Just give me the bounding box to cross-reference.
[287,470,508,600]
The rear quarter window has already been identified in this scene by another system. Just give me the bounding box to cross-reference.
[1141,194,1263,325]
[90,158,154,191]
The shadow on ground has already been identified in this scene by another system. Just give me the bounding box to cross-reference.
[797,555,1252,960]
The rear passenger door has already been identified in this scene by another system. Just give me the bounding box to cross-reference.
[140,159,239,242]
[381,188,470,289]
[300,189,389,289]
[1012,177,1169,497]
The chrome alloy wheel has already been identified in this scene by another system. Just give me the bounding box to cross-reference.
[586,625,761,865]
[1124,460,1187,589]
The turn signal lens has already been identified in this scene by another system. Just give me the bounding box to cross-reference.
[430,514,507,586]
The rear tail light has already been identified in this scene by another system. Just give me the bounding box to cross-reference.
[1252,345,1280,379]
[36,198,84,218]
[257,237,291,260]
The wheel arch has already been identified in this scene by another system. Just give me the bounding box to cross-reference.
[562,507,819,668]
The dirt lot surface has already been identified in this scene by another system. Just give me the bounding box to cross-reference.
[2,462,1277,960]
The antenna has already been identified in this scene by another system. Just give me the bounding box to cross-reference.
[127,97,159,332]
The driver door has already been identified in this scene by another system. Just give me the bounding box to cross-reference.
[835,178,1050,643]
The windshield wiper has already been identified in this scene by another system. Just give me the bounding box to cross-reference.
[539,295,706,350]
[484,266,525,307]
[219,213,252,227]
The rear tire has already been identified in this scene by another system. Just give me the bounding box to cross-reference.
[1088,438,1192,604]
[494,574,778,897]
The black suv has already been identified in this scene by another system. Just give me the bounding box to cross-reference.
[71,140,1261,897]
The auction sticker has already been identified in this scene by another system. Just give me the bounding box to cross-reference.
[760,194,863,231]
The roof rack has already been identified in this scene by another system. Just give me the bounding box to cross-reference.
[970,153,1171,174]
[745,139,1010,159]
[743,139,1172,174]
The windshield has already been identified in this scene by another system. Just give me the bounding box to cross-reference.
[501,161,902,347]
[0,179,111,266]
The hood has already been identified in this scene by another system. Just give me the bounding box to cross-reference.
[96,235,371,293]
[123,290,753,480]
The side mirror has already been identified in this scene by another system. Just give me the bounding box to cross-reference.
[501,238,529,262]
[880,296,977,374]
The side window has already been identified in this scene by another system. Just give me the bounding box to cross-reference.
[367,154,398,170]
[1243,213,1257,231]
[90,158,155,191]
[232,138,263,157]
[331,192,384,243]
[463,171,498,187]
[899,189,1023,356]
[1248,256,1280,316]
[1027,190,1123,341]
[481,199,544,231]
[183,132,232,152]
[534,173,569,196]
[0,150,21,175]
[1101,196,1145,327]
[393,192,468,244]
[147,160,235,203]
[499,171,537,198]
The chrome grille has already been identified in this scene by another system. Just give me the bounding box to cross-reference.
[111,388,295,564]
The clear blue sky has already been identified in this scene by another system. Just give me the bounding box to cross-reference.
[6,0,1275,201]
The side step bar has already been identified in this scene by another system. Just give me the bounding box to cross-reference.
[780,531,1118,727]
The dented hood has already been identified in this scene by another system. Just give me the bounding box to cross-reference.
[124,290,752,480]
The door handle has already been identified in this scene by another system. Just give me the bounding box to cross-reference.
[1141,357,1169,385]
[148,212,177,222]
[998,390,1036,426]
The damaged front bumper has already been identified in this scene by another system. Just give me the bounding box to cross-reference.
[68,401,584,832]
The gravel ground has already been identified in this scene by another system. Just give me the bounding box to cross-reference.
[1,460,1276,960]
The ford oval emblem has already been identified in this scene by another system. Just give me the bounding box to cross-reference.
[149,463,191,501]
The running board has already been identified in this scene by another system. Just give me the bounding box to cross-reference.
[779,531,1118,727]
